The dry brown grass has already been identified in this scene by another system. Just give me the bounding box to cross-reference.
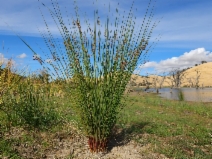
[129,62,212,87]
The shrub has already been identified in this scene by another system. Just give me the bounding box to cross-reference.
[0,58,25,129]
[14,77,60,130]
[1,75,60,130]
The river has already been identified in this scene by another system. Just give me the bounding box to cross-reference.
[135,87,212,102]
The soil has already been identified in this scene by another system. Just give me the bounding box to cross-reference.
[2,125,169,159]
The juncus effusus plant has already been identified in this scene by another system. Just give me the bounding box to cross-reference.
[16,0,160,153]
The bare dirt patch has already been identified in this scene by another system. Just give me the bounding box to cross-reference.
[2,125,169,159]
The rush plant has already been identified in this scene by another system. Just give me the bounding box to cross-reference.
[178,88,185,101]
[0,56,26,129]
[14,76,60,130]
[16,0,160,152]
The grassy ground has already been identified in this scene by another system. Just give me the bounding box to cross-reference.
[0,91,212,158]
[117,92,212,158]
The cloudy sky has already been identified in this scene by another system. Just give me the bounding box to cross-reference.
[0,0,211,75]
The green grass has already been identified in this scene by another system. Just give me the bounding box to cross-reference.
[117,92,212,158]
[0,90,212,158]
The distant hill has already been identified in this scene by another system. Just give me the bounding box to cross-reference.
[129,62,212,88]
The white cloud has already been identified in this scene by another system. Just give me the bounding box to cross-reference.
[0,0,132,36]
[0,53,16,66]
[17,53,27,58]
[0,53,8,65]
[1,0,210,42]
[138,48,212,73]
[141,61,158,68]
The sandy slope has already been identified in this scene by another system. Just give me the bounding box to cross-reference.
[130,62,212,87]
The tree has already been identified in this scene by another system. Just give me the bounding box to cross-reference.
[201,61,207,64]
[130,80,137,86]
[152,75,159,92]
[153,72,166,89]
[169,69,186,88]
[166,76,175,89]
[194,69,201,89]
[158,75,166,89]
[143,73,152,91]
[186,69,201,89]
[186,77,194,88]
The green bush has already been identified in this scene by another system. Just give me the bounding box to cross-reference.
[1,77,60,130]
[15,78,60,130]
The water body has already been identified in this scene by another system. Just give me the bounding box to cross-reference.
[135,87,212,102]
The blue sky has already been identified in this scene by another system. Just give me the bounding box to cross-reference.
[0,0,212,76]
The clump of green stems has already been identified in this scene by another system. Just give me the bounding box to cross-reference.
[1,69,60,130]
[0,43,61,131]
[178,89,184,101]
[0,58,26,130]
[16,0,160,152]
[15,75,60,130]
